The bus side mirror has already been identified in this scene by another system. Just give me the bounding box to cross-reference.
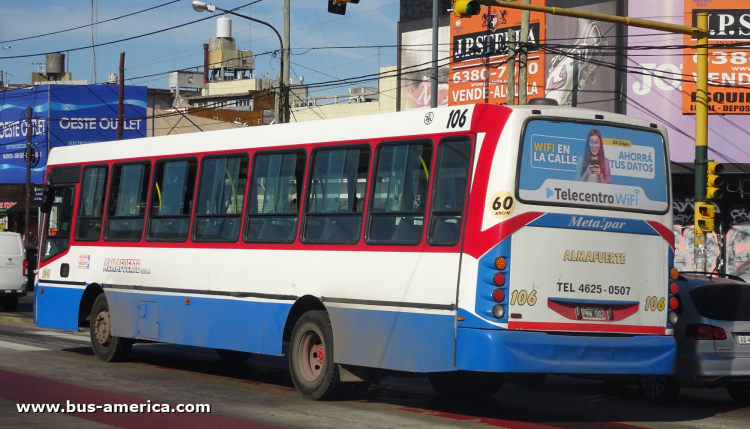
[41,184,55,214]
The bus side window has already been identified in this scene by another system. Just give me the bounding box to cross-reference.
[76,166,108,241]
[105,163,151,241]
[367,141,432,244]
[302,146,370,243]
[428,138,472,246]
[147,159,198,241]
[193,155,248,242]
[42,186,76,261]
[245,151,306,243]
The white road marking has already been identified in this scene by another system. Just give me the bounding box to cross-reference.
[0,339,49,351]
[29,331,90,342]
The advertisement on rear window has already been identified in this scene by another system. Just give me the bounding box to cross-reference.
[518,121,668,212]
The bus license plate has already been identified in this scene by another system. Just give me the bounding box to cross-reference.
[738,335,750,345]
[580,307,607,321]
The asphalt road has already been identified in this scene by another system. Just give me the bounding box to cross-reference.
[1,298,749,428]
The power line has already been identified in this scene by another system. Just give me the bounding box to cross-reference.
[0,1,182,45]
[0,1,261,60]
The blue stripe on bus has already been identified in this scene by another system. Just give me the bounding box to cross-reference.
[456,327,676,374]
[34,285,456,372]
[328,307,455,373]
[528,213,659,235]
[105,290,291,356]
[35,286,85,332]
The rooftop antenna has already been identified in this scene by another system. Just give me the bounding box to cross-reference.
[32,63,46,74]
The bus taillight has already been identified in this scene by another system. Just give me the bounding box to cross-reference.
[494,257,507,271]
[493,273,505,286]
[669,297,679,310]
[492,289,505,302]
[669,268,679,280]
[669,282,679,295]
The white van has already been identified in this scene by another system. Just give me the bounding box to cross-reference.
[0,231,27,312]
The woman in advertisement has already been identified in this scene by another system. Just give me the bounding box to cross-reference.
[577,128,611,184]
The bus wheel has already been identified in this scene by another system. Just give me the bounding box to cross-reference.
[428,371,503,400]
[638,375,679,404]
[90,294,132,362]
[289,310,344,400]
[215,349,252,363]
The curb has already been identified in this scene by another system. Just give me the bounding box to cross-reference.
[0,314,35,326]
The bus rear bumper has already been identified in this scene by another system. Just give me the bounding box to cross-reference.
[456,328,676,375]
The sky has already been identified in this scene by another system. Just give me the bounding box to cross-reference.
[0,0,399,98]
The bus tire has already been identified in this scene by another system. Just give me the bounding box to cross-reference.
[638,374,680,404]
[216,349,252,363]
[90,294,132,362]
[428,371,503,400]
[289,310,344,400]
[1,296,19,312]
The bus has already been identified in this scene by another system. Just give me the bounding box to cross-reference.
[35,103,677,400]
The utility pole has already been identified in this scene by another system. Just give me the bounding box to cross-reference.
[118,52,125,140]
[282,0,290,123]
[24,107,32,248]
[91,0,98,84]
[518,0,529,104]
[507,29,516,105]
[430,0,439,108]
[694,12,709,272]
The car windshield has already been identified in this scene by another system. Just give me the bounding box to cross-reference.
[689,284,750,321]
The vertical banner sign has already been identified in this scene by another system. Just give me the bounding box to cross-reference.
[449,1,546,106]
[683,0,750,114]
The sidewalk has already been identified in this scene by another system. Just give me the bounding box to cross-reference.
[0,295,34,326]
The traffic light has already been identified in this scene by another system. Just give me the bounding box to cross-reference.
[328,0,359,15]
[453,0,481,18]
[695,202,715,233]
[706,161,724,199]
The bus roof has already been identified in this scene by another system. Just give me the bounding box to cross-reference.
[46,104,665,167]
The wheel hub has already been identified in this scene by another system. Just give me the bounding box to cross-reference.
[297,329,325,382]
[94,309,111,345]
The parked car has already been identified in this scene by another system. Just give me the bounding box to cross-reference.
[0,231,28,312]
[638,273,750,403]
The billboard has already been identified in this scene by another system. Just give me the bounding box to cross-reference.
[543,0,618,111]
[518,120,669,212]
[0,85,147,183]
[682,1,750,114]
[449,1,547,106]
[399,18,451,110]
[627,0,750,163]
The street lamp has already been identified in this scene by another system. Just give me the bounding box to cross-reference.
[192,1,287,124]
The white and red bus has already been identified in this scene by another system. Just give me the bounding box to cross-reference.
[35,103,677,400]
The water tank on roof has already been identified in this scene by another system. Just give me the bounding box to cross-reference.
[217,16,232,38]
[46,52,65,74]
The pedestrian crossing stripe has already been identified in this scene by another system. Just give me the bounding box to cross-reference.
[0,339,49,351]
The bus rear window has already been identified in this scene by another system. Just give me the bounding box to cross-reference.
[689,285,750,321]
[517,120,668,213]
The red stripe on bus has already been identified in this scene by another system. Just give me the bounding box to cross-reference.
[0,369,277,428]
[464,211,545,259]
[646,220,675,249]
[507,321,666,335]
